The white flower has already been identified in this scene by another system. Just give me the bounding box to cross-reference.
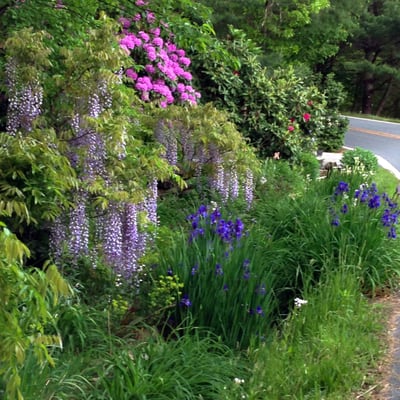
[234,377,245,385]
[294,297,308,308]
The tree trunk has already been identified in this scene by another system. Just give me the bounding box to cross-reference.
[376,77,393,116]
[361,71,374,114]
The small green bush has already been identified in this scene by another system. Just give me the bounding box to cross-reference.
[342,147,378,175]
[298,151,321,180]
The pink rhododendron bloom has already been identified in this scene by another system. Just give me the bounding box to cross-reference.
[119,17,132,29]
[303,113,311,122]
[136,76,153,91]
[146,48,157,61]
[179,57,191,66]
[153,37,164,47]
[135,0,148,5]
[145,64,156,74]
[176,83,186,93]
[126,68,138,81]
[146,11,155,23]
[117,8,200,107]
[119,35,136,50]
[288,125,295,132]
[150,27,161,36]
[167,43,177,52]
[132,35,142,46]
[158,49,169,61]
[180,71,192,80]
[138,31,150,42]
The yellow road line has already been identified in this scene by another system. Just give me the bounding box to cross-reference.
[350,126,400,140]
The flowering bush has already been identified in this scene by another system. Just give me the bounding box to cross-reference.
[119,2,201,107]
[152,204,276,348]
[193,28,348,158]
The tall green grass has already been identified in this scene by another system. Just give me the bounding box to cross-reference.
[247,266,384,399]
[251,170,400,295]
[151,204,278,348]
[19,323,249,400]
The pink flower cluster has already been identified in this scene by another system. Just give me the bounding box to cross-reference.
[119,5,201,108]
[287,112,311,131]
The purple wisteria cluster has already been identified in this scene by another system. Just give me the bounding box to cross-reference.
[330,181,399,238]
[118,2,201,107]
[5,60,43,135]
[49,80,159,279]
[50,181,158,279]
[154,122,255,207]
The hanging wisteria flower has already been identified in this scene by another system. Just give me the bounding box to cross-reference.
[5,59,43,135]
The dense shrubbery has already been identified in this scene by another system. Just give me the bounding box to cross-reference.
[193,28,348,158]
[0,1,399,399]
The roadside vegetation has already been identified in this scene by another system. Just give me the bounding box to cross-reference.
[1,1,400,400]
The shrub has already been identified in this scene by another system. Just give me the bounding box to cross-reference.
[0,221,71,400]
[297,151,321,180]
[342,147,378,175]
[193,28,347,158]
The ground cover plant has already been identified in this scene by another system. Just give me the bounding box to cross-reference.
[1,1,400,400]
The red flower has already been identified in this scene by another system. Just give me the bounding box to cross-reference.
[288,125,295,132]
[290,117,296,122]
[303,113,311,122]
[233,70,240,76]
[307,100,313,106]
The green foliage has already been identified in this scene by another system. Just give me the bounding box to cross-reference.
[248,267,383,399]
[297,151,321,180]
[262,0,330,46]
[252,172,400,296]
[255,158,307,202]
[0,131,77,228]
[0,221,72,400]
[153,103,260,192]
[18,326,249,400]
[149,274,184,311]
[342,147,379,175]
[194,28,347,158]
[150,205,277,348]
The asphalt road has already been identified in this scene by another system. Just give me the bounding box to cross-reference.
[345,116,400,172]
